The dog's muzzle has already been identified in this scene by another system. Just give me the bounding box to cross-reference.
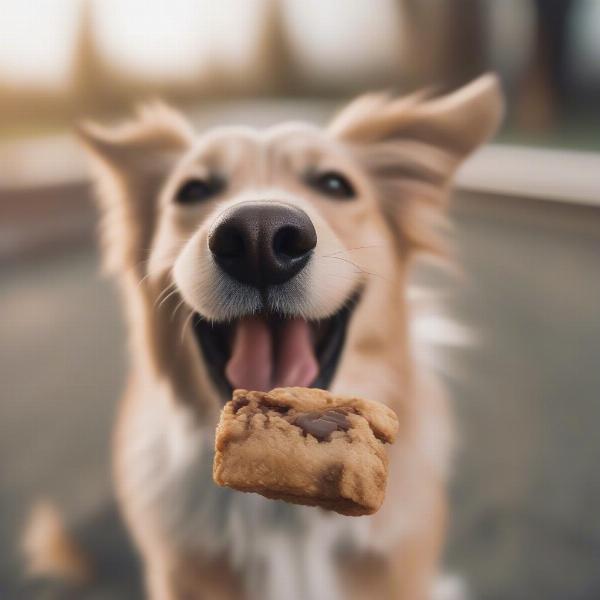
[184,199,360,396]
[208,200,317,288]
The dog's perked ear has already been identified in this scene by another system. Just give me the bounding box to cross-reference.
[77,103,193,276]
[329,73,504,255]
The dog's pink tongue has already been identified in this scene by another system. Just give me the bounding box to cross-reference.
[273,318,319,388]
[225,316,273,392]
[225,316,318,392]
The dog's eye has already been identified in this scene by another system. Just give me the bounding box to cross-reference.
[309,171,355,200]
[175,177,224,204]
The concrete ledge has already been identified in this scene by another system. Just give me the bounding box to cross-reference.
[456,144,600,207]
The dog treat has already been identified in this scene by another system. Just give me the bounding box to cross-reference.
[213,387,399,516]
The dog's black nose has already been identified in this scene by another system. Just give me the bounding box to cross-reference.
[208,201,317,287]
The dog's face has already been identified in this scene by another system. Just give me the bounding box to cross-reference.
[80,75,502,412]
[151,122,395,395]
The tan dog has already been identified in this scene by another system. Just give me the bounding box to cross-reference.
[78,74,502,600]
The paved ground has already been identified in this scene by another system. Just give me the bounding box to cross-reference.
[1,192,600,599]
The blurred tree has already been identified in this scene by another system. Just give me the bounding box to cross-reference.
[399,0,486,90]
[253,0,299,96]
[70,0,114,116]
[516,0,576,131]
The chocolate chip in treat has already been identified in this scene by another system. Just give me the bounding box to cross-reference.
[320,409,351,430]
[294,409,350,441]
[232,396,250,412]
[255,397,291,415]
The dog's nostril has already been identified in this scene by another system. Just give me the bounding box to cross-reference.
[273,225,316,259]
[210,225,245,259]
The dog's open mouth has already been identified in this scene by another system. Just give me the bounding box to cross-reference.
[192,295,359,397]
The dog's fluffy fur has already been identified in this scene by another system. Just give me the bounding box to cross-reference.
[79,75,502,600]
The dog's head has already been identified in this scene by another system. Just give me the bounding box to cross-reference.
[79,75,502,413]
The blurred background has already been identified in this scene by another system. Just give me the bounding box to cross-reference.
[1,1,599,598]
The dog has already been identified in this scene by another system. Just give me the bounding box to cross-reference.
[78,74,503,600]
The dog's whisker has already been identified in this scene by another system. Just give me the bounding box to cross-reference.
[153,282,177,308]
[135,270,153,289]
[322,255,366,271]
[157,286,180,310]
[360,269,391,283]
[171,298,187,322]
[320,244,383,258]
[323,255,391,283]
[137,274,151,287]
[179,309,195,345]
[132,257,163,287]
[153,289,173,310]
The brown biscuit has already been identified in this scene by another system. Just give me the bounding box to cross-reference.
[213,387,399,516]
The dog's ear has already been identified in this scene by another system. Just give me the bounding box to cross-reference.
[77,102,193,276]
[329,74,503,254]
